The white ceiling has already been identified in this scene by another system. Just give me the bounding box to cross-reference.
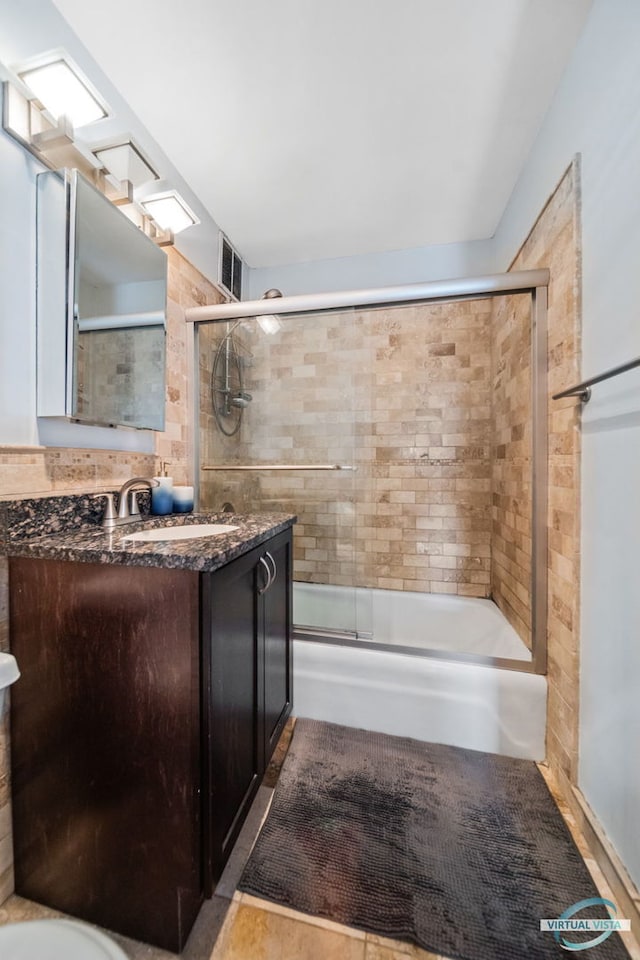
[51,0,591,268]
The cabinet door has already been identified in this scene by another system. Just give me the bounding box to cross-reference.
[203,546,262,885]
[262,530,293,764]
[9,558,202,954]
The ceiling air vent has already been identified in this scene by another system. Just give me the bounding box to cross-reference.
[219,234,244,300]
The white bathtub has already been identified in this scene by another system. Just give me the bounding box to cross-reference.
[294,582,531,660]
[292,585,547,761]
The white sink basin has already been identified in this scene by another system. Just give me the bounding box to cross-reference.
[0,652,20,714]
[121,523,239,543]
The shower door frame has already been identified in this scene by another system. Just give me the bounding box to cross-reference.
[188,269,549,676]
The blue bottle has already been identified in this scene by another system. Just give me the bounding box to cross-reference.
[152,464,173,515]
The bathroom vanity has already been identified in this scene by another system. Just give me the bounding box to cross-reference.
[7,512,294,952]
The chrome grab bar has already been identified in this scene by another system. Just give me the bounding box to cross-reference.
[553,355,640,402]
[201,464,357,471]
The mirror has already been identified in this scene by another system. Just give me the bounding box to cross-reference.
[37,169,167,431]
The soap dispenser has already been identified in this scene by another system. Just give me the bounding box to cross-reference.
[151,461,173,515]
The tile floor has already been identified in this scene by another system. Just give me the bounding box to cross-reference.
[0,729,638,960]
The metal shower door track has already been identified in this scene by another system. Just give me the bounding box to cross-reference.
[185,268,549,322]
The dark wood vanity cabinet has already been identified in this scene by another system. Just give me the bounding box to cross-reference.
[8,526,292,953]
[202,528,292,887]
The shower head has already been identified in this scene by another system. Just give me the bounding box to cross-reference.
[257,289,283,335]
[257,314,281,335]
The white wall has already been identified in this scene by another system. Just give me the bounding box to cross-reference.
[249,237,495,298]
[0,120,40,446]
[494,0,640,888]
[0,0,222,450]
[0,102,154,451]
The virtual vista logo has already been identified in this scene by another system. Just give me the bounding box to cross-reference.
[540,898,631,951]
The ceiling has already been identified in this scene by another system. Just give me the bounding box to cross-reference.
[51,0,591,268]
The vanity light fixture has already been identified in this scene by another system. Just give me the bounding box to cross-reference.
[17,53,110,127]
[140,190,199,234]
[2,50,110,179]
[1,51,187,247]
[93,140,159,189]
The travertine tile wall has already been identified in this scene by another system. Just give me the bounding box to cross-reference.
[0,245,225,904]
[161,250,225,474]
[200,301,495,596]
[504,162,581,779]
[490,294,533,648]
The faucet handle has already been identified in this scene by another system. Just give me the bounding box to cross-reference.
[117,478,159,519]
[130,490,143,517]
[91,492,117,526]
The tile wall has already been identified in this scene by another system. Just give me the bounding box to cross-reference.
[200,301,495,596]
[506,162,582,780]
[490,293,533,648]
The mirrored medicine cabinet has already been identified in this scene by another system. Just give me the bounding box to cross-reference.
[37,168,167,431]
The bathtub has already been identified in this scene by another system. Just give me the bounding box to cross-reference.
[292,584,547,761]
[294,582,531,659]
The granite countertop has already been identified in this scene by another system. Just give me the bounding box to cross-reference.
[6,512,297,573]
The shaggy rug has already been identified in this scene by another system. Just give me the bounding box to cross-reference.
[239,719,629,960]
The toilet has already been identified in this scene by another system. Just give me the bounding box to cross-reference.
[0,918,129,959]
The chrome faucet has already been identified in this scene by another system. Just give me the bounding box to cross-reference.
[116,477,159,520]
[92,478,159,530]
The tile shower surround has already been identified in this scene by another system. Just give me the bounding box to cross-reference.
[507,162,582,784]
[491,292,533,646]
[200,160,581,816]
[201,300,496,599]
[201,162,577,681]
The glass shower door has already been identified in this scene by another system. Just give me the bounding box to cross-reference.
[197,309,370,641]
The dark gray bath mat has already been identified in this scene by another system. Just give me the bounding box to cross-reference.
[239,719,629,960]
